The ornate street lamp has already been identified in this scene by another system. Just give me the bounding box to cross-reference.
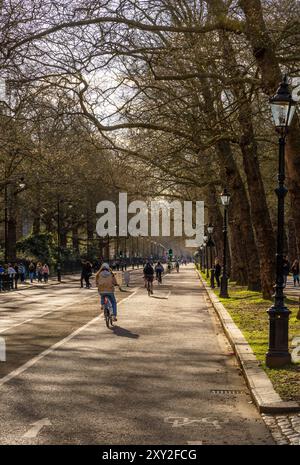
[4,176,26,263]
[200,245,204,271]
[220,188,231,298]
[266,76,297,368]
[203,233,209,278]
[207,223,215,288]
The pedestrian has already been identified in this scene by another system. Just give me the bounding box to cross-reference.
[124,270,130,287]
[19,262,26,283]
[42,263,50,283]
[214,258,222,287]
[36,262,43,282]
[291,259,300,286]
[7,264,16,290]
[80,260,86,288]
[283,256,290,288]
[28,261,36,283]
[81,260,92,288]
[14,263,19,289]
[0,264,4,291]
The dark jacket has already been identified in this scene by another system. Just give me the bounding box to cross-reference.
[291,263,299,275]
[215,264,221,276]
[283,260,290,276]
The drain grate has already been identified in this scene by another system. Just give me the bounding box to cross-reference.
[210,389,244,395]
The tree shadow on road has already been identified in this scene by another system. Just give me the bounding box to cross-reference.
[111,326,139,339]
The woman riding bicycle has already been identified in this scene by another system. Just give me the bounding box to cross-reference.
[95,263,118,321]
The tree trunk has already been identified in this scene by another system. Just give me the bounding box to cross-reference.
[32,215,41,235]
[217,139,261,290]
[239,0,300,262]
[72,224,79,253]
[199,78,261,290]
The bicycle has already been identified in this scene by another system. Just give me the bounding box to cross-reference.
[103,295,114,328]
[145,276,153,296]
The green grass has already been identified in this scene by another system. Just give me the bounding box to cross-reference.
[197,266,300,402]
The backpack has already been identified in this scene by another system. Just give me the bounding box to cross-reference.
[97,272,114,292]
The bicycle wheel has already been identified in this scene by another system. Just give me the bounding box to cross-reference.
[104,308,110,328]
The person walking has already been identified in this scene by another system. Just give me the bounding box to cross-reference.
[81,261,92,288]
[19,262,26,283]
[7,264,16,290]
[0,264,5,291]
[283,256,290,288]
[13,263,19,289]
[42,263,50,283]
[214,258,222,287]
[124,269,130,287]
[291,259,300,286]
[29,261,36,283]
[36,262,43,282]
[80,260,86,288]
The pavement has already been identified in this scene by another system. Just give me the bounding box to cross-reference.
[0,265,280,444]
[284,277,300,300]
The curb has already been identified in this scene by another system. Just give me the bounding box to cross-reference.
[196,269,300,414]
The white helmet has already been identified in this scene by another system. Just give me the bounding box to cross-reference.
[101,262,110,271]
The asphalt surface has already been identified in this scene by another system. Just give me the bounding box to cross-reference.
[0,266,274,444]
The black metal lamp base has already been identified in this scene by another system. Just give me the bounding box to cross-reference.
[266,306,291,368]
[266,352,291,368]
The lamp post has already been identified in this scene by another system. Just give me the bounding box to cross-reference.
[200,245,204,271]
[203,234,209,278]
[266,76,296,368]
[57,197,62,282]
[207,223,215,288]
[220,188,231,298]
[3,176,26,263]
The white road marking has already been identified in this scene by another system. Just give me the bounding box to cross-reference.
[23,418,52,438]
[187,441,203,445]
[0,288,139,388]
[151,290,171,300]
[164,416,221,429]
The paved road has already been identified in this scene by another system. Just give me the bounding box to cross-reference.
[0,266,274,444]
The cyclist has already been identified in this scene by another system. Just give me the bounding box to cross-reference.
[143,261,154,294]
[175,260,180,273]
[155,261,164,283]
[95,263,118,321]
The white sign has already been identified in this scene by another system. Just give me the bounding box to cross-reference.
[0,337,6,362]
[291,336,300,363]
